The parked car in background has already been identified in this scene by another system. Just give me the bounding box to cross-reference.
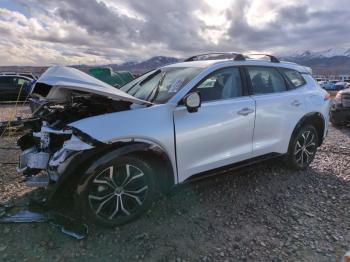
[334,81,349,91]
[17,53,330,226]
[0,73,35,101]
[330,87,350,126]
[319,80,337,91]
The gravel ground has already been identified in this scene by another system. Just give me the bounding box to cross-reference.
[0,104,31,122]
[0,117,349,261]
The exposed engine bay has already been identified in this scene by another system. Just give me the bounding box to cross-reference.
[18,92,131,179]
[15,65,153,183]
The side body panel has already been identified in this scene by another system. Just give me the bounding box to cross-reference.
[174,97,255,182]
[302,74,330,138]
[251,74,330,157]
[251,87,307,156]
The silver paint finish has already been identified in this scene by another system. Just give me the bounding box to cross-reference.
[174,97,255,181]
[41,59,330,186]
[69,104,178,180]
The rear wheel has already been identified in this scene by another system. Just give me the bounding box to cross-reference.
[80,155,156,227]
[285,125,318,170]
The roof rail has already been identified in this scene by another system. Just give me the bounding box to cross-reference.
[0,72,17,75]
[246,54,280,63]
[184,52,246,62]
[0,72,36,79]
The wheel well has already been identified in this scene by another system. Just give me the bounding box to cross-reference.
[292,113,325,146]
[130,150,175,193]
[48,141,176,205]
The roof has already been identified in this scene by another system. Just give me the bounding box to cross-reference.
[165,58,311,74]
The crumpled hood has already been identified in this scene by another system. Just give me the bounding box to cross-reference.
[34,66,151,105]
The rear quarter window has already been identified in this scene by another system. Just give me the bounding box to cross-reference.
[280,68,306,88]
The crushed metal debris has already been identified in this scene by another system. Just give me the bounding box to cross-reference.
[0,204,88,240]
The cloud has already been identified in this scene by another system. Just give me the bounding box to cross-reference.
[0,0,349,65]
[226,1,350,53]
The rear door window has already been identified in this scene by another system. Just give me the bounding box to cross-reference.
[247,67,287,95]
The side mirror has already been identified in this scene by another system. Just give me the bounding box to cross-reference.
[183,92,201,113]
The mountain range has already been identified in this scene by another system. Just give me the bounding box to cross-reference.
[0,48,349,76]
[110,48,350,75]
[281,48,350,75]
[108,56,180,74]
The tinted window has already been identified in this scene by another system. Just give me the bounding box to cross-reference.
[0,76,13,90]
[280,68,306,88]
[194,67,243,102]
[247,67,287,94]
[15,78,29,87]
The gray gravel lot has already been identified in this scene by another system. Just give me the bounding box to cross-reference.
[0,107,349,261]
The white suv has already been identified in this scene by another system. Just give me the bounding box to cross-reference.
[17,53,330,226]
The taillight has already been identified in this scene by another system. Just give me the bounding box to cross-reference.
[334,93,342,102]
[324,93,331,101]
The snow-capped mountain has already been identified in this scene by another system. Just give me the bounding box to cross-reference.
[281,48,350,74]
[284,48,350,59]
[114,51,350,74]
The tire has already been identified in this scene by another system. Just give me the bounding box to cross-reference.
[284,125,319,170]
[79,154,156,227]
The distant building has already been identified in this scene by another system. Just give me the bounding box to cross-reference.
[313,74,350,81]
[339,74,350,81]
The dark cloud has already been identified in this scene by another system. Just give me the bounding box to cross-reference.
[2,0,350,65]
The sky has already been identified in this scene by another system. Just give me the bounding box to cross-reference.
[0,0,349,66]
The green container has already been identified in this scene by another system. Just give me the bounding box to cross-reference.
[89,67,134,87]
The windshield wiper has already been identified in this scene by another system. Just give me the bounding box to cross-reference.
[139,69,161,86]
[148,72,166,103]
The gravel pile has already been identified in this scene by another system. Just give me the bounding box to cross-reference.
[0,124,349,262]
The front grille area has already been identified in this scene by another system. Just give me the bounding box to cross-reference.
[342,94,350,108]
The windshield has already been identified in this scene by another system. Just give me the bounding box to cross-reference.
[120,67,202,103]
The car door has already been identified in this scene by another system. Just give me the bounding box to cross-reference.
[173,67,255,182]
[245,66,307,157]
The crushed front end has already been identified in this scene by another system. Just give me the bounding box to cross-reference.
[16,92,131,205]
[17,121,94,181]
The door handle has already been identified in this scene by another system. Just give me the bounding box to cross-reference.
[237,108,254,116]
[291,100,301,107]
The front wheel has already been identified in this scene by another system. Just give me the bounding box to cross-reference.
[285,125,319,170]
[79,155,156,227]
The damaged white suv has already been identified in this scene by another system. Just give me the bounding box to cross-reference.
[18,53,330,226]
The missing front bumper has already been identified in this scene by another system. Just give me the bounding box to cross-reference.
[17,147,50,173]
